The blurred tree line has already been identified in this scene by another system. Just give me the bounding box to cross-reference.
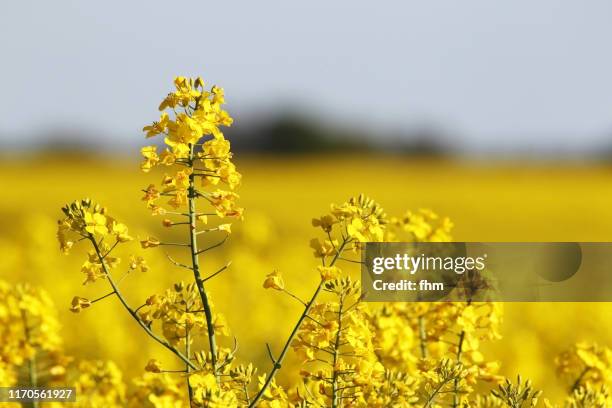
[225,114,449,155]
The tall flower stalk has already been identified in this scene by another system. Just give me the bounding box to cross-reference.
[187,143,220,380]
[58,77,244,405]
[139,76,242,383]
[252,195,387,406]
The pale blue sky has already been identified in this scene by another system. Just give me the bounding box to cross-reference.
[2,0,612,151]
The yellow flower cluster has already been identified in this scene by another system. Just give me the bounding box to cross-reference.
[489,375,543,408]
[293,278,387,406]
[58,198,133,250]
[138,282,229,346]
[73,360,126,407]
[387,208,453,242]
[189,371,240,407]
[57,198,137,288]
[0,280,66,393]
[176,349,266,407]
[311,194,387,249]
[0,281,70,402]
[552,384,610,408]
[360,369,418,407]
[140,76,242,218]
[0,281,62,366]
[0,279,140,407]
[555,342,612,390]
[128,372,186,408]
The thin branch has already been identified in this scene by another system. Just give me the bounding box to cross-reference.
[305,314,326,327]
[266,343,277,364]
[248,238,350,408]
[159,242,192,247]
[166,253,194,270]
[163,211,190,216]
[89,236,196,370]
[102,240,120,258]
[327,231,337,250]
[116,269,132,285]
[193,173,221,178]
[571,367,590,392]
[195,227,228,235]
[282,289,307,307]
[343,300,361,314]
[195,235,228,255]
[424,378,453,408]
[202,262,232,283]
[338,257,364,265]
[243,383,251,406]
[91,291,116,304]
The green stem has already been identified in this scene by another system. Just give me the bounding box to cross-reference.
[243,383,251,405]
[451,331,465,408]
[186,307,194,405]
[424,379,451,408]
[21,310,39,408]
[90,237,196,370]
[331,294,345,408]
[418,315,428,359]
[452,298,471,408]
[570,367,590,392]
[248,238,349,408]
[188,144,219,382]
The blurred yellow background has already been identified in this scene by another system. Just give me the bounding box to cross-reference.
[1,154,611,400]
